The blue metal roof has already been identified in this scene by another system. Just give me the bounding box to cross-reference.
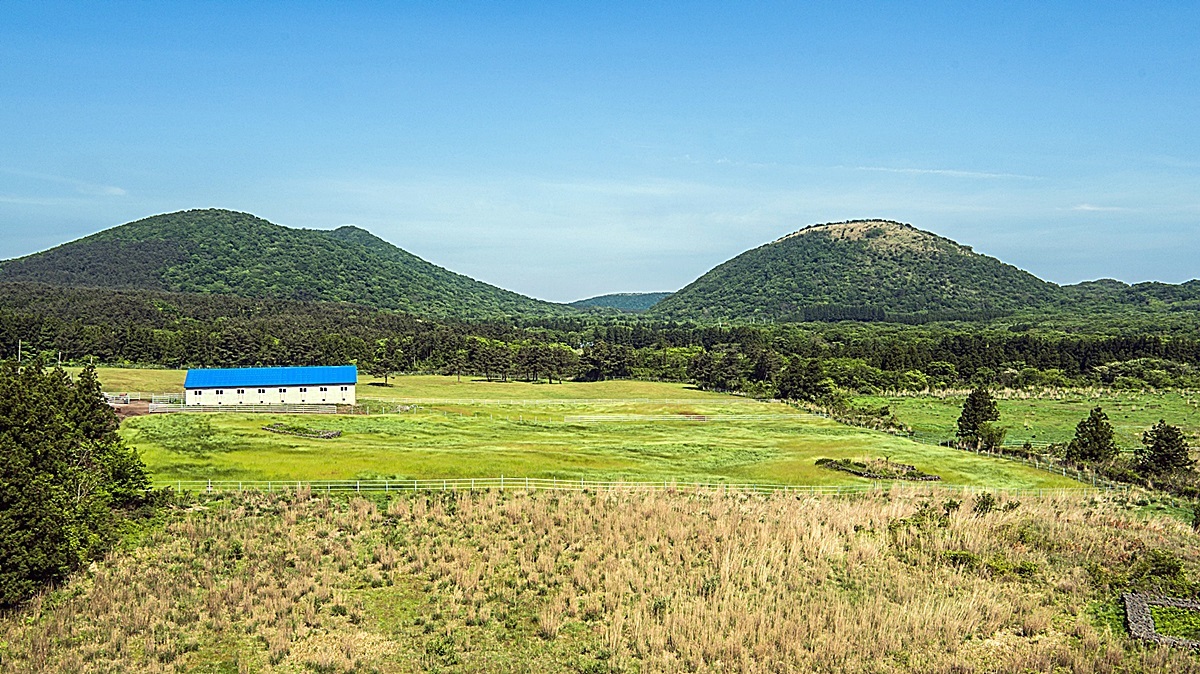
[184,365,358,389]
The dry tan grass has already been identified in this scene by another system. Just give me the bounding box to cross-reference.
[2,488,1198,672]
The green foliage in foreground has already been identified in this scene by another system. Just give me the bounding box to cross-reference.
[0,363,150,608]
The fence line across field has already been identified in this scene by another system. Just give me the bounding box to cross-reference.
[387,398,765,405]
[165,476,1121,497]
[563,413,822,422]
[148,403,337,414]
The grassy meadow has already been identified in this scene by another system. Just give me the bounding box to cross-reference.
[121,403,1077,488]
[4,489,1199,673]
[68,366,187,393]
[855,390,1200,449]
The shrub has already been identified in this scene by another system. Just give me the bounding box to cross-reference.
[973,492,997,516]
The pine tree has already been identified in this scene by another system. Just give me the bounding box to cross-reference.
[1136,420,1194,476]
[1066,407,1119,464]
[956,386,1000,445]
[0,361,149,608]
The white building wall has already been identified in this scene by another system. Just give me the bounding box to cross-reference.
[185,384,356,406]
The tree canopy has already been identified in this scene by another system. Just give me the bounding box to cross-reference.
[1066,407,1119,464]
[0,362,150,608]
[1136,420,1194,477]
[956,387,1000,445]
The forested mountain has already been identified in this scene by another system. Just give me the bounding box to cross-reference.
[650,220,1065,322]
[0,209,568,318]
[1062,279,1200,309]
[570,292,673,312]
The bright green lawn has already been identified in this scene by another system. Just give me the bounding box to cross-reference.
[69,366,187,393]
[122,405,1079,488]
[359,374,747,402]
[854,391,1200,448]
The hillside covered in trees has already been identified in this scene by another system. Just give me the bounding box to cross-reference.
[651,220,1065,321]
[570,292,673,312]
[0,209,568,318]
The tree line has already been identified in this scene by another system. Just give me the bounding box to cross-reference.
[3,283,1200,392]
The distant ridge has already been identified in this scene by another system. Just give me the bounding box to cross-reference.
[0,209,568,318]
[650,219,1063,321]
[570,292,673,312]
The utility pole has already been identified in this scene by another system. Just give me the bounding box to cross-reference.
[16,339,21,364]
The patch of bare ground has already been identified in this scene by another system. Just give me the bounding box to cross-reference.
[2,488,1198,672]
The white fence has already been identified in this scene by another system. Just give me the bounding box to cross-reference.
[164,476,1120,497]
[148,403,337,414]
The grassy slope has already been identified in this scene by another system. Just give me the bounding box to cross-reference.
[3,490,1198,673]
[855,391,1200,448]
[68,366,186,393]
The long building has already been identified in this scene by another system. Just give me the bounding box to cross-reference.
[183,365,357,406]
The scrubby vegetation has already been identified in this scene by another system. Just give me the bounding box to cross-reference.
[2,488,1199,672]
[816,457,940,481]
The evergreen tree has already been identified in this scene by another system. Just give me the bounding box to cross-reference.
[0,361,149,608]
[956,387,1000,445]
[1066,407,1119,464]
[1136,420,1194,476]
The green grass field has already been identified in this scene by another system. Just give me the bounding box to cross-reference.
[69,366,186,393]
[359,374,751,401]
[854,391,1200,448]
[121,405,1078,489]
[86,369,1149,488]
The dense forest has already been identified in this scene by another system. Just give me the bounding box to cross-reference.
[3,282,1200,394]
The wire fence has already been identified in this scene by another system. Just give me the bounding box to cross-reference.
[163,476,1122,497]
[385,398,763,406]
[563,414,822,422]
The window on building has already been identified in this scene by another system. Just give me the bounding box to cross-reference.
[340,386,348,391]
[279,388,287,393]
[193,390,201,396]
[236,389,244,394]
[257,389,265,394]
[215,390,224,395]
[319,386,327,392]
[300,387,308,393]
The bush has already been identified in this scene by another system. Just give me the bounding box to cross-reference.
[973,492,997,516]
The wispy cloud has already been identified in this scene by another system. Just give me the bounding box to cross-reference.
[0,168,126,197]
[852,166,1040,180]
[1070,203,1130,212]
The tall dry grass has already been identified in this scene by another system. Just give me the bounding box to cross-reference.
[1,488,1198,672]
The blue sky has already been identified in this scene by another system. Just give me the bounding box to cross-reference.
[2,2,1198,302]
